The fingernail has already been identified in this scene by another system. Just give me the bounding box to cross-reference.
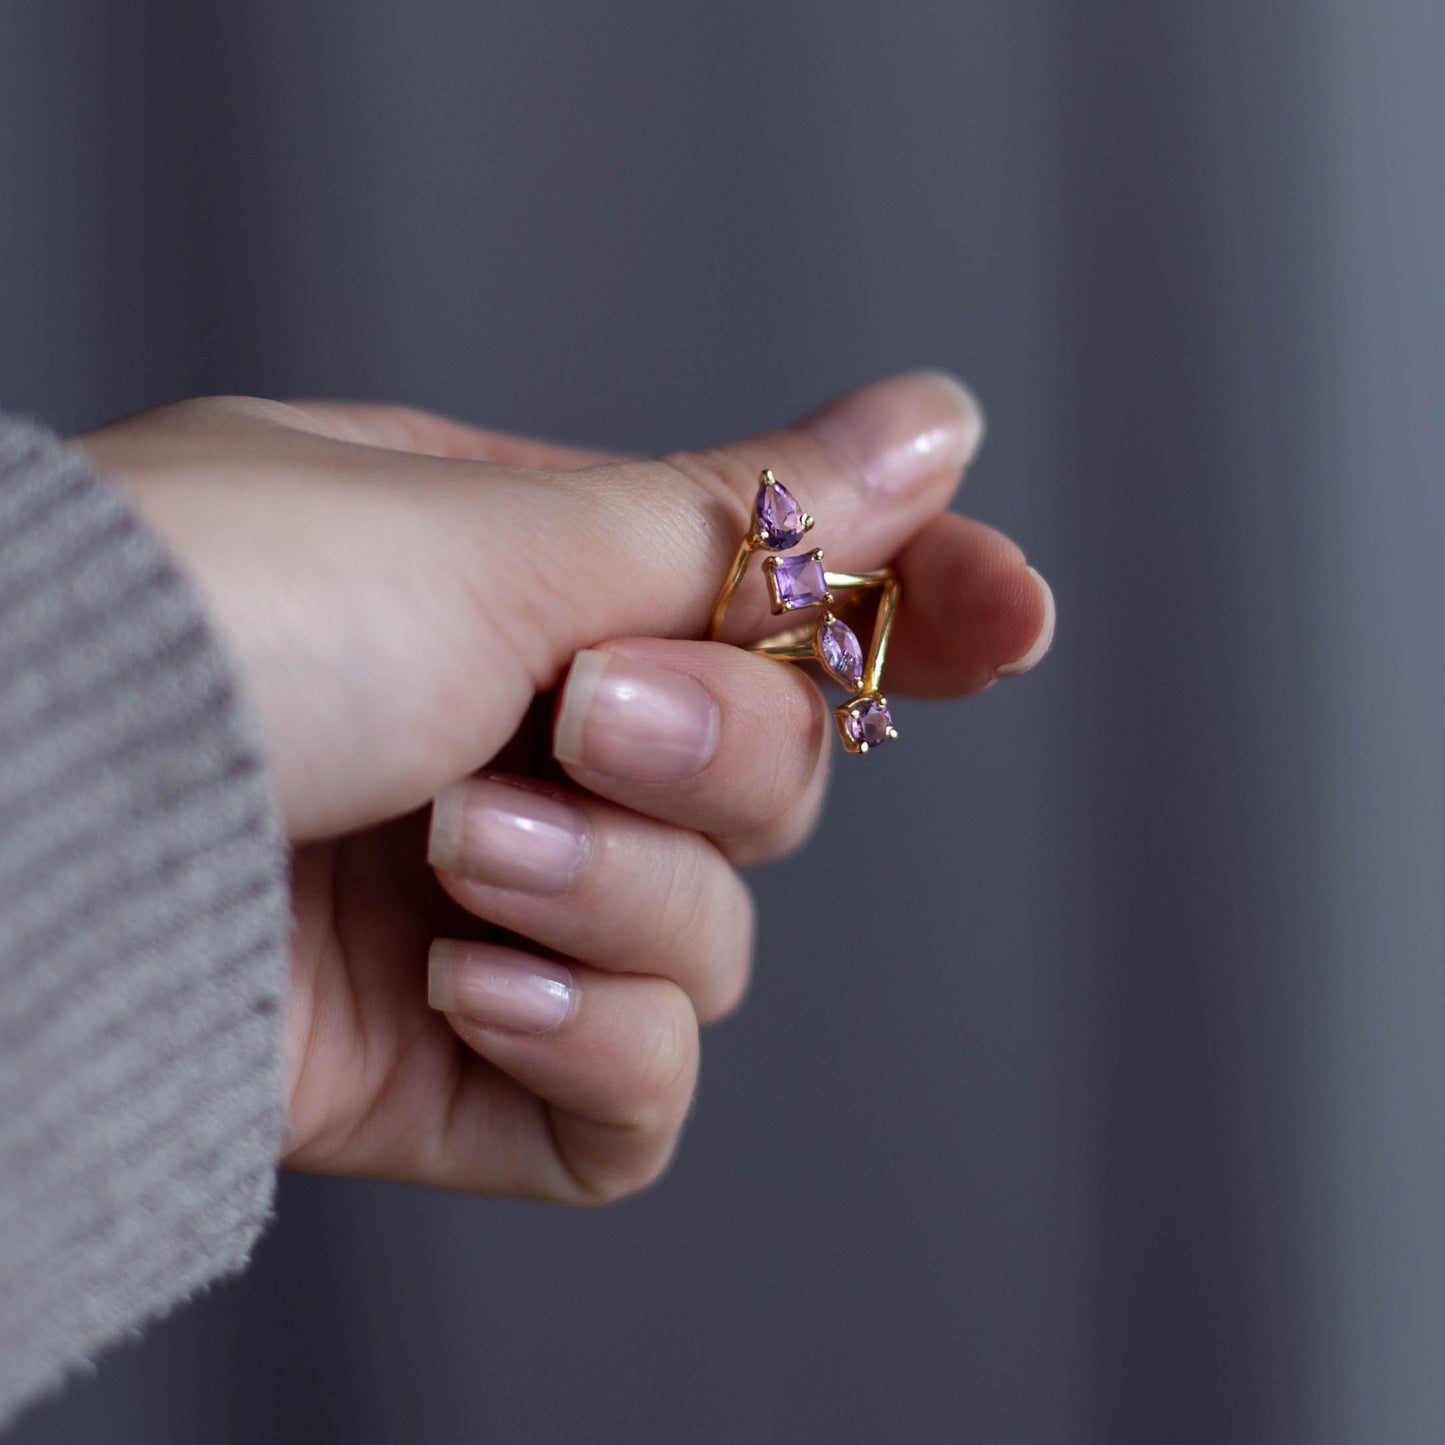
[997,567,1056,677]
[428,940,575,1034]
[800,371,985,496]
[429,777,589,893]
[554,648,720,781]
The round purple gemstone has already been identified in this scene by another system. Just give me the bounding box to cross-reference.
[819,616,864,688]
[843,696,894,750]
[754,478,807,550]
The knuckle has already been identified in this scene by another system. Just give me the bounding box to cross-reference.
[651,843,754,1022]
[700,873,756,1023]
[658,432,847,519]
[654,448,755,524]
[771,677,830,800]
[567,1137,680,1206]
[654,835,718,946]
[726,685,832,865]
[557,994,697,1207]
[168,395,289,426]
[354,403,450,454]
[629,984,699,1124]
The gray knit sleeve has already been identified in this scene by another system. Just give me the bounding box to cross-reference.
[0,415,290,1426]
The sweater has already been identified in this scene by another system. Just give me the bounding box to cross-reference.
[0,415,289,1427]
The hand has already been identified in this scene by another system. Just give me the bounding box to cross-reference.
[75,373,1053,1202]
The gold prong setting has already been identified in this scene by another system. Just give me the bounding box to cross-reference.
[708,469,900,754]
[835,693,899,753]
[749,468,814,552]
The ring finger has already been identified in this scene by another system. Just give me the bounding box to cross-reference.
[428,947,698,1203]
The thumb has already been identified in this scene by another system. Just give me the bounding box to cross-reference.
[480,371,984,690]
[323,371,984,836]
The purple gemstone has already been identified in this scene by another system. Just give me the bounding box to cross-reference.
[769,552,829,611]
[819,616,864,688]
[754,477,807,550]
[842,696,895,751]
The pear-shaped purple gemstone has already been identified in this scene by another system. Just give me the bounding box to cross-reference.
[769,553,828,611]
[819,616,864,688]
[842,695,894,751]
[754,477,807,550]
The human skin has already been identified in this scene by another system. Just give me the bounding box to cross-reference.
[75,372,1054,1204]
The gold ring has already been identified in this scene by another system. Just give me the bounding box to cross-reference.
[707,469,900,754]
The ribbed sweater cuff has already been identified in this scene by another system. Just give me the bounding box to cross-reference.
[0,417,290,1425]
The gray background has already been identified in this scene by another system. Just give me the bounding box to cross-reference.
[3,1,1443,1441]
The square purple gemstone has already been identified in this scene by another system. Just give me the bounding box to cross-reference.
[768,552,829,611]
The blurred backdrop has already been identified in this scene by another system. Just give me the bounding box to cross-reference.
[3,2,1443,1442]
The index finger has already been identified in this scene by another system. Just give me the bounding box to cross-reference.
[884,511,1056,697]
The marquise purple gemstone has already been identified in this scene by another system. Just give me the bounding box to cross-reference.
[770,553,829,610]
[843,696,894,750]
[819,616,864,688]
[754,478,807,550]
